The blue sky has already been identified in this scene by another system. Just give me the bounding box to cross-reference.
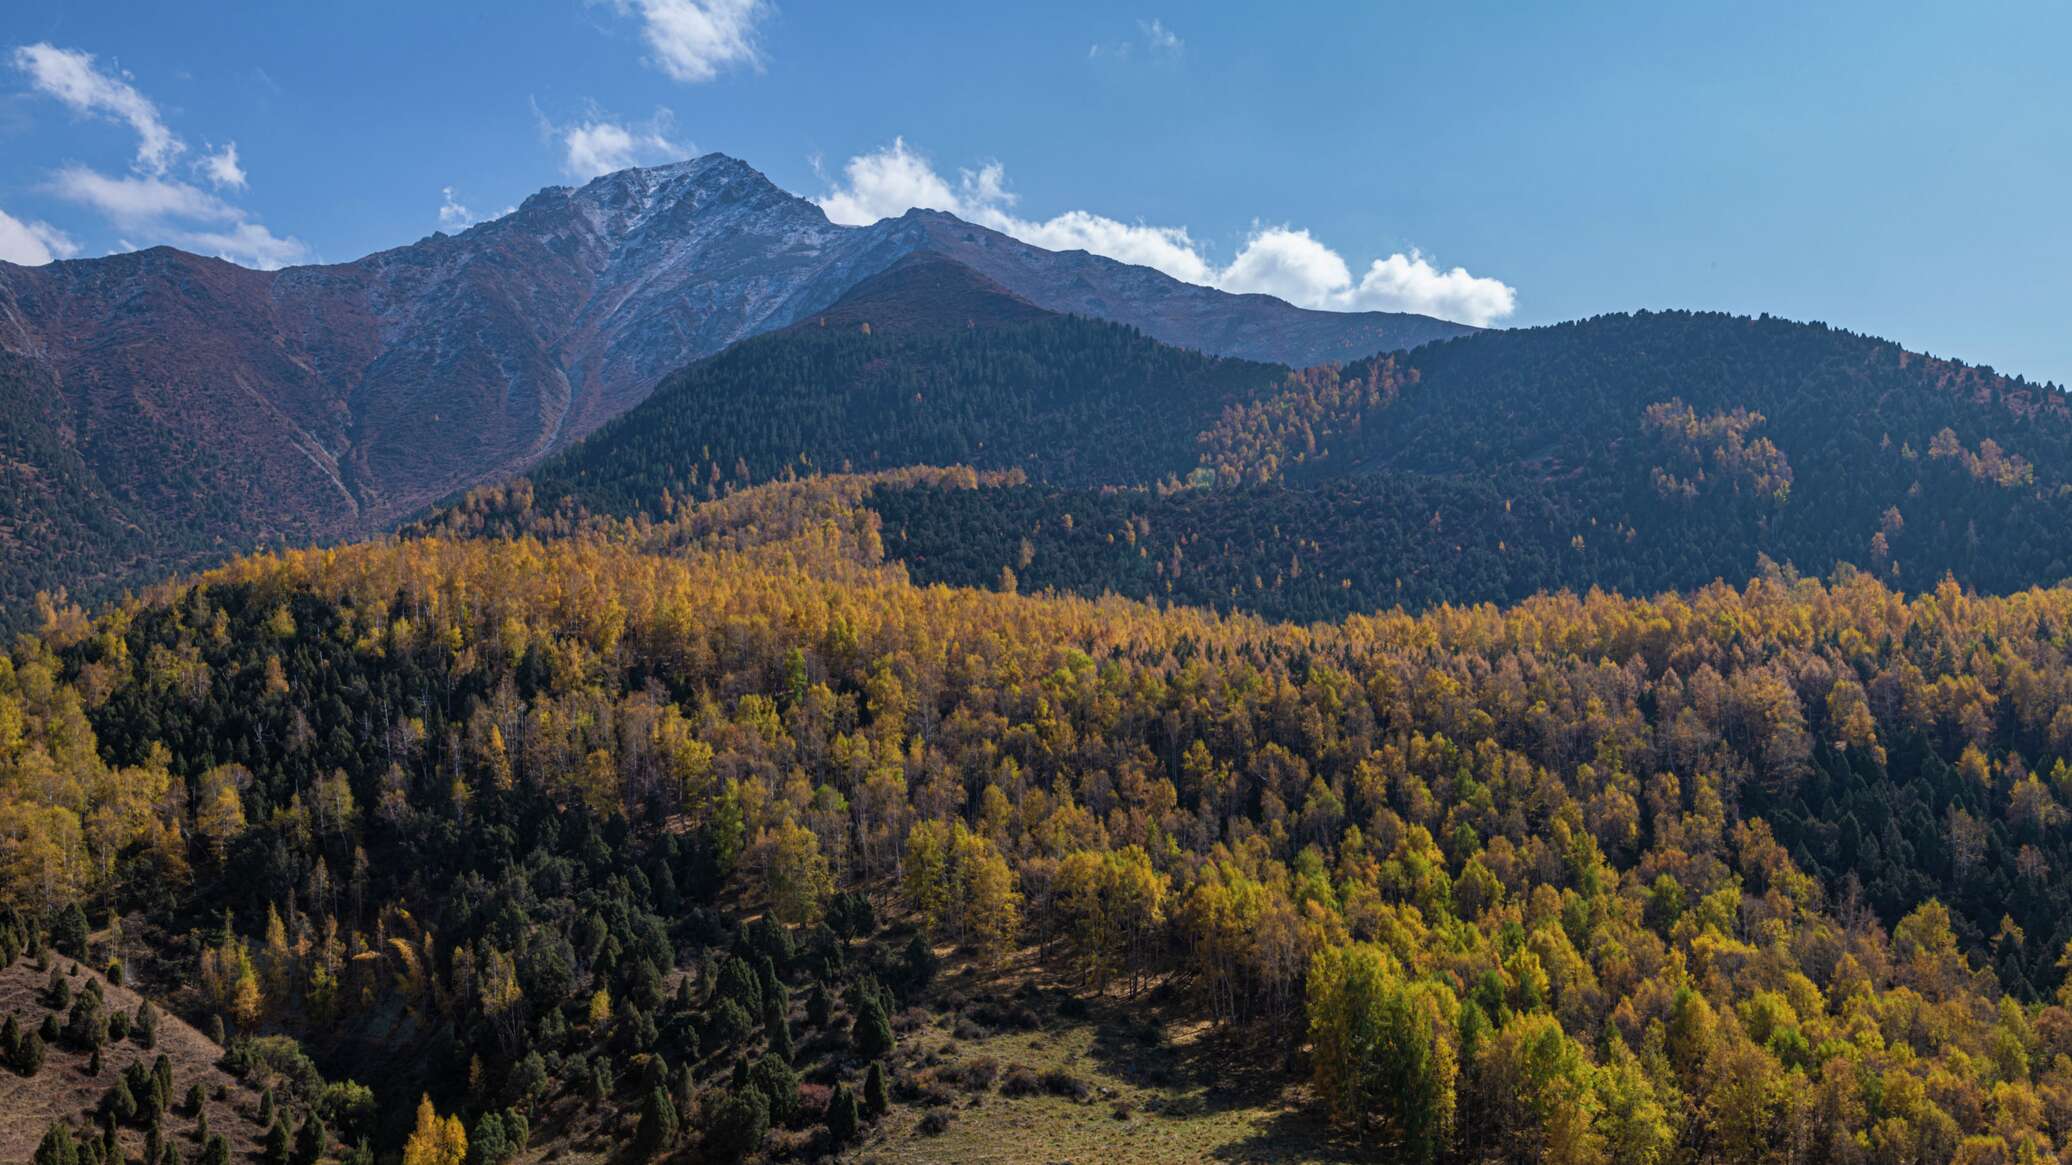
[3,1,2067,383]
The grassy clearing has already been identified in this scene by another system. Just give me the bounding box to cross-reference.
[847,949,1356,1165]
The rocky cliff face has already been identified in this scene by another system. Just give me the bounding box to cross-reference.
[0,153,1476,617]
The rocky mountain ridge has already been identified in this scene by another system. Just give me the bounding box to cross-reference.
[0,154,1474,618]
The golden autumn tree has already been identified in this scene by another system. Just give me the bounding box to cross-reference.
[402,1094,467,1165]
[766,816,833,926]
[957,831,1022,965]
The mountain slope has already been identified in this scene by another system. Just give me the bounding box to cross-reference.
[782,251,1052,335]
[447,304,2072,622]
[878,313,2072,618]
[1260,311,2072,595]
[0,957,274,1164]
[512,256,1283,520]
[0,352,155,612]
[0,156,859,617]
[0,154,1473,623]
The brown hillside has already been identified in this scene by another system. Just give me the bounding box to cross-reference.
[0,956,269,1162]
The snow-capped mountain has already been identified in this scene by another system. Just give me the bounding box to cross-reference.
[0,154,1474,615]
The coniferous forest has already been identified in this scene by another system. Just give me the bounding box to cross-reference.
[12,280,2072,1164]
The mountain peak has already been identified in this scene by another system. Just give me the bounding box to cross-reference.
[571,152,785,205]
[546,151,820,248]
[615,151,762,185]
[569,151,753,187]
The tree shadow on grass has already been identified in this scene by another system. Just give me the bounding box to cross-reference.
[1203,1104,1369,1164]
[1078,995,1310,1121]
[1080,1007,1364,1163]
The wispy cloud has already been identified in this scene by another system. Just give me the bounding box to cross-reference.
[13,45,307,268]
[161,221,311,271]
[49,167,234,224]
[1139,18,1183,57]
[1089,17,1185,63]
[815,138,1516,326]
[48,166,306,268]
[0,207,79,266]
[13,43,183,174]
[606,0,770,83]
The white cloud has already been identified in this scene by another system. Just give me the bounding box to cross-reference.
[50,166,235,225]
[166,220,309,270]
[815,138,1214,286]
[1211,226,1515,322]
[814,137,962,225]
[48,165,307,269]
[439,186,473,227]
[814,140,1516,326]
[199,141,246,190]
[1343,250,1518,325]
[12,43,183,174]
[995,210,1213,285]
[1139,18,1183,56]
[1214,225,1350,304]
[610,0,769,83]
[14,44,304,269]
[437,186,515,229]
[557,110,688,179]
[0,208,79,265]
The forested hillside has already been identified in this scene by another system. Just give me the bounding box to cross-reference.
[871,473,1589,620]
[12,476,2072,1161]
[521,300,1280,517]
[984,310,2072,617]
[1226,311,2072,594]
[466,303,2072,625]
